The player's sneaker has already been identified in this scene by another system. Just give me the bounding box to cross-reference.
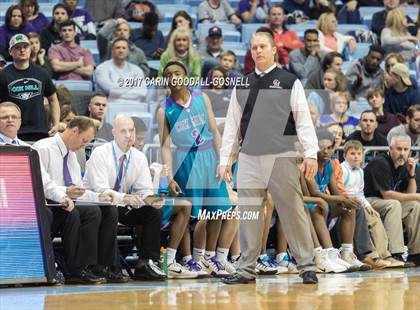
[168,261,198,279]
[201,256,230,278]
[260,255,288,274]
[231,256,241,270]
[340,250,371,271]
[277,254,299,274]
[220,259,236,274]
[184,259,209,278]
[256,257,278,275]
[315,249,347,273]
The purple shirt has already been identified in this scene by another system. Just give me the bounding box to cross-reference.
[48,42,95,80]
[238,0,265,14]
[71,8,95,37]
[0,23,36,48]
[27,13,49,33]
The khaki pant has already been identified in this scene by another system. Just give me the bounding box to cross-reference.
[364,209,392,259]
[237,154,315,279]
[367,198,420,255]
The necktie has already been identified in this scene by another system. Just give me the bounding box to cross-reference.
[63,152,73,186]
[113,154,126,192]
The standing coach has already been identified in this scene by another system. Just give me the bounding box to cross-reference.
[219,28,319,284]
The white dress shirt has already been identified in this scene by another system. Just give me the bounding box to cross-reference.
[341,160,371,209]
[220,64,319,166]
[32,133,99,201]
[83,141,154,204]
[0,133,67,203]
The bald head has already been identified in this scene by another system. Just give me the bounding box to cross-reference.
[112,114,135,152]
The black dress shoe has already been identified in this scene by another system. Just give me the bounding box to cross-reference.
[407,254,420,266]
[222,273,256,285]
[299,271,318,284]
[66,268,106,285]
[393,255,416,268]
[97,267,130,283]
[133,259,167,281]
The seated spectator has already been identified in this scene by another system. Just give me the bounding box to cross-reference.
[320,92,359,137]
[387,104,420,146]
[381,9,418,62]
[60,104,77,124]
[200,26,225,78]
[168,11,199,48]
[364,134,420,267]
[132,116,148,150]
[341,140,402,268]
[84,0,120,26]
[305,51,345,90]
[159,28,201,79]
[19,0,48,33]
[317,12,357,57]
[307,68,347,114]
[0,5,35,61]
[86,93,113,142]
[205,50,242,82]
[49,20,95,81]
[371,0,416,38]
[204,67,231,117]
[308,103,321,127]
[367,88,400,136]
[0,55,7,70]
[289,29,322,81]
[97,18,150,76]
[39,4,71,53]
[131,12,166,60]
[267,4,303,64]
[198,0,241,25]
[282,0,311,20]
[63,0,96,40]
[95,37,147,103]
[243,27,288,74]
[56,84,73,106]
[336,0,362,24]
[346,110,389,146]
[326,122,345,149]
[28,32,54,78]
[120,0,158,22]
[238,0,269,23]
[345,45,385,99]
[0,34,60,141]
[308,0,335,21]
[384,63,420,115]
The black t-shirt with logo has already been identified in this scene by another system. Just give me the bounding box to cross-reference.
[0,64,56,135]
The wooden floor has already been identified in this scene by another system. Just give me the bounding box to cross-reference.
[2,269,420,310]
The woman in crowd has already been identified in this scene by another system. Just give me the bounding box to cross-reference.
[158,27,201,79]
[0,5,35,60]
[28,32,54,78]
[381,9,418,62]
[168,11,199,48]
[19,0,48,32]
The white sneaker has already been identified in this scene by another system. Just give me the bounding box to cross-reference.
[219,259,236,274]
[201,256,230,277]
[231,256,240,270]
[183,259,209,278]
[327,249,357,272]
[340,250,371,271]
[315,249,347,273]
[256,257,278,275]
[168,261,198,279]
[277,254,299,274]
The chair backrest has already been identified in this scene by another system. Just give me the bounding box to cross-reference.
[54,80,93,91]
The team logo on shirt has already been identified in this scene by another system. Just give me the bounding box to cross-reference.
[269,79,283,89]
[8,78,42,100]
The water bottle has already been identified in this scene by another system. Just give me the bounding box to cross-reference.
[159,247,168,275]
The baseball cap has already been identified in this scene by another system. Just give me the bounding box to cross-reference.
[9,34,30,49]
[390,63,412,86]
[208,26,222,38]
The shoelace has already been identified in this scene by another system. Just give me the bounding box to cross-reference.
[187,260,202,271]
[210,256,225,271]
